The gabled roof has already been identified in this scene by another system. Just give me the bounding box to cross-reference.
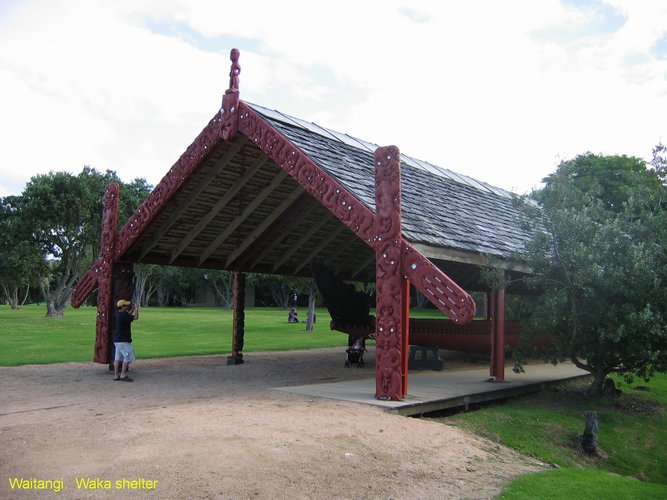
[105,98,532,294]
[72,45,536,309]
[248,102,532,261]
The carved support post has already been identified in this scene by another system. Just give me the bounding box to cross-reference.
[374,145,404,401]
[108,262,136,359]
[401,278,411,395]
[228,271,246,365]
[93,183,119,364]
[490,287,506,381]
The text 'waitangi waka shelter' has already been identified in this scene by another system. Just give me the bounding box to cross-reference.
[72,49,536,401]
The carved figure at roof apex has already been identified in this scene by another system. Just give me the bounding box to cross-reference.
[227,48,240,93]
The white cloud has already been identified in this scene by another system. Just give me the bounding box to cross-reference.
[0,0,666,197]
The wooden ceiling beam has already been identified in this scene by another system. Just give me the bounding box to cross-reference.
[139,137,247,260]
[197,170,289,264]
[347,253,376,282]
[169,153,269,263]
[270,216,323,273]
[325,234,356,264]
[225,186,304,269]
[292,223,346,275]
[228,194,312,271]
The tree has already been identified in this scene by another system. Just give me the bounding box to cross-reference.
[252,274,304,310]
[11,167,151,316]
[154,266,206,306]
[134,264,160,306]
[204,270,235,309]
[302,279,319,332]
[518,152,667,395]
[0,196,46,308]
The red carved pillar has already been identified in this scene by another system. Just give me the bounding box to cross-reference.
[490,287,506,381]
[106,263,135,363]
[401,278,411,395]
[374,145,405,401]
[93,183,119,364]
[227,271,246,365]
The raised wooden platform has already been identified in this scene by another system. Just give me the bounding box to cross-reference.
[274,360,590,416]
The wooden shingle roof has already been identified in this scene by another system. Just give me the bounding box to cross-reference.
[250,103,532,259]
[244,103,533,291]
[94,99,533,296]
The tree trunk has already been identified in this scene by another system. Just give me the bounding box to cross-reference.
[45,299,64,317]
[588,370,608,396]
[3,284,19,309]
[143,282,157,307]
[157,288,169,307]
[20,286,30,306]
[40,256,78,317]
[581,411,599,455]
[305,292,316,332]
[41,282,71,317]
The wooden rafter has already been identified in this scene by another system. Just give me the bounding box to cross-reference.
[139,137,247,260]
[224,185,304,268]
[293,224,347,275]
[169,153,269,263]
[271,217,323,273]
[198,170,289,264]
[227,193,312,271]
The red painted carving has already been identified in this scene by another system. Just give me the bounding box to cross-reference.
[74,112,225,309]
[221,48,240,141]
[232,271,245,357]
[71,259,101,308]
[402,242,476,324]
[93,183,119,363]
[71,184,119,313]
[374,146,404,400]
[113,113,223,261]
[228,48,241,91]
[238,101,475,324]
[239,102,377,246]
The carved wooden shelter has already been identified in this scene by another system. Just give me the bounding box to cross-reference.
[72,49,535,401]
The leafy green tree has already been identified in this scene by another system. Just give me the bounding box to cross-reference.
[155,266,206,306]
[519,152,667,395]
[251,274,315,311]
[11,167,151,316]
[0,195,46,308]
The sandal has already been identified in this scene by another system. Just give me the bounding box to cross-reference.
[120,376,133,382]
[113,377,120,381]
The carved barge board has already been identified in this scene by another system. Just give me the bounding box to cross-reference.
[238,102,475,324]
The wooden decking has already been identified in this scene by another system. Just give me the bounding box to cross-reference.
[274,359,590,416]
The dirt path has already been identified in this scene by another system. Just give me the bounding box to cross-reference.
[0,348,546,499]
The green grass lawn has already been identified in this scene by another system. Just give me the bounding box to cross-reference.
[433,374,667,498]
[0,303,347,366]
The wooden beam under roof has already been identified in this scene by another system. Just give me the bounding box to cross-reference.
[168,153,269,263]
[197,170,289,265]
[224,185,304,269]
[293,223,346,275]
[226,193,311,271]
[271,217,323,273]
[139,137,248,260]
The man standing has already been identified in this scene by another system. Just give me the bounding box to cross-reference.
[113,299,139,382]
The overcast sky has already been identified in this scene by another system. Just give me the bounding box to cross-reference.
[1,0,666,197]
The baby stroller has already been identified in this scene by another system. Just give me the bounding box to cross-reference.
[345,337,366,368]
